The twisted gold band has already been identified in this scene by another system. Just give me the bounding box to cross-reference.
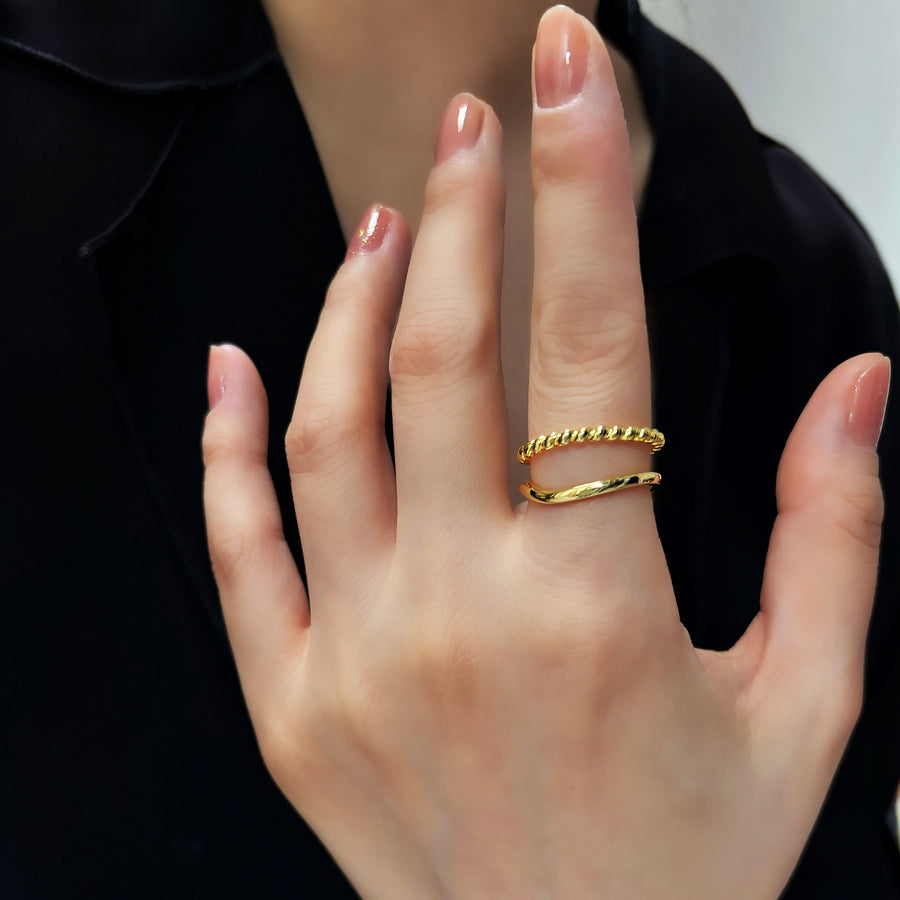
[519,471,661,504]
[517,425,664,464]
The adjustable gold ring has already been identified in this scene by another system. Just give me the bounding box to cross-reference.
[519,471,661,504]
[517,425,664,464]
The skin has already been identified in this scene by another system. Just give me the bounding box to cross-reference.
[261,0,654,492]
[202,6,889,898]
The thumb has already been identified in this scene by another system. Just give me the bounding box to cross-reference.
[749,353,889,754]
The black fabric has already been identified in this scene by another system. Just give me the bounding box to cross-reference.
[0,0,277,87]
[2,1,898,897]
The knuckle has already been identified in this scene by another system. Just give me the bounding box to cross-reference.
[513,604,648,712]
[255,711,316,793]
[255,715,291,780]
[323,267,392,332]
[337,675,392,760]
[307,663,401,778]
[201,415,237,468]
[532,119,624,189]
[308,676,351,741]
[208,527,249,586]
[209,520,287,587]
[532,614,597,671]
[519,554,664,677]
[533,301,647,390]
[536,298,644,367]
[285,400,360,477]
[389,307,495,381]
[536,599,636,668]
[406,615,486,717]
[828,473,884,553]
[320,276,356,320]
[423,158,498,219]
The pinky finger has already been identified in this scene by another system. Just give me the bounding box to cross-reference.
[202,344,309,710]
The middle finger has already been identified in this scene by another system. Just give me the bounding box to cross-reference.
[390,94,511,529]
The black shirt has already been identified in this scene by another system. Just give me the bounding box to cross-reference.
[2,0,898,896]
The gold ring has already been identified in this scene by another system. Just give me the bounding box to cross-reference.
[517,425,664,464]
[519,471,661,504]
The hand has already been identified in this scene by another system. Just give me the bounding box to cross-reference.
[201,7,888,898]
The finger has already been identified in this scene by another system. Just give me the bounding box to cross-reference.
[202,344,309,710]
[389,94,511,526]
[746,354,888,772]
[524,8,655,552]
[286,206,410,599]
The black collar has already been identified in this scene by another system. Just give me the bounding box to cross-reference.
[2,0,788,284]
[0,0,277,88]
[598,0,787,288]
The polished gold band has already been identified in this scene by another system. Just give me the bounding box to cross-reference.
[519,471,661,504]
[517,425,664,464]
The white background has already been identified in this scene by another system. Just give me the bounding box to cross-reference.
[641,0,900,297]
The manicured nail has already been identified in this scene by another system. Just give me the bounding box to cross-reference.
[207,344,232,411]
[847,356,891,449]
[534,6,590,109]
[345,205,393,260]
[434,94,485,164]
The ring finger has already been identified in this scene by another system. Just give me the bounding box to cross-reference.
[525,7,657,547]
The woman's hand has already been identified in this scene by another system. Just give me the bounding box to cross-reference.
[201,8,888,898]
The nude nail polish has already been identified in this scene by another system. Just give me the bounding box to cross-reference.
[345,204,393,260]
[434,94,485,164]
[534,6,590,109]
[847,356,891,449]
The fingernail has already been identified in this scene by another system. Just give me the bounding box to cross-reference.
[847,356,891,449]
[434,94,485,164]
[345,204,393,260]
[534,6,590,109]
[207,344,231,411]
